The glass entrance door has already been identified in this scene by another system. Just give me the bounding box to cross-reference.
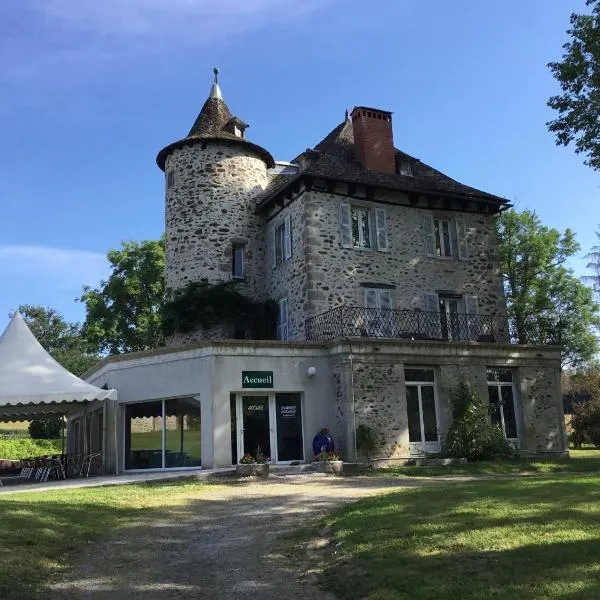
[241,396,271,461]
[235,393,304,463]
[275,394,303,462]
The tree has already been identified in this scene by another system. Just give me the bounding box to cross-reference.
[497,209,600,369]
[547,1,600,170]
[80,238,165,354]
[584,229,600,299]
[16,305,99,376]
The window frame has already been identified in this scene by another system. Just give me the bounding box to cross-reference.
[278,297,289,341]
[486,368,519,444]
[434,218,453,258]
[404,367,440,454]
[232,245,245,280]
[351,206,372,249]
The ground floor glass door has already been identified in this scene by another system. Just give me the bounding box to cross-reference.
[235,393,304,463]
[241,396,271,461]
[404,368,440,455]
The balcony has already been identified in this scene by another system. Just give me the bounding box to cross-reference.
[304,307,560,345]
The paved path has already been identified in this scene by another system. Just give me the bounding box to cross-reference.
[47,474,437,600]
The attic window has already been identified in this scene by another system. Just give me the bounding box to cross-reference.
[233,125,244,138]
[399,161,413,177]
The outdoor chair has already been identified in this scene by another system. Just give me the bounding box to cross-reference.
[80,452,103,477]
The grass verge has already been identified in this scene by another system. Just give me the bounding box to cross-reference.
[0,479,227,599]
[364,448,600,477]
[303,473,600,599]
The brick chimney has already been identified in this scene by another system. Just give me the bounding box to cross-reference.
[351,106,395,173]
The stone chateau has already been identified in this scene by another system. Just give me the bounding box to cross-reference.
[81,71,567,472]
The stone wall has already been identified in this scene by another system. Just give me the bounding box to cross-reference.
[328,340,566,462]
[164,142,269,345]
[519,366,567,453]
[265,197,309,340]
[299,185,506,321]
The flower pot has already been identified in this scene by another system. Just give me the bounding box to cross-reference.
[236,463,270,478]
[311,460,343,475]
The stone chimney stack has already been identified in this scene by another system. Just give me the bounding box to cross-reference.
[351,106,395,173]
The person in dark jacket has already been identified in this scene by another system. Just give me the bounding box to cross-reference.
[312,427,335,458]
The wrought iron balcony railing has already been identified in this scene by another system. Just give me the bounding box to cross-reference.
[304,307,560,345]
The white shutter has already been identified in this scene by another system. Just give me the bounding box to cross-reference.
[374,207,389,252]
[465,295,480,341]
[424,293,439,313]
[423,292,441,339]
[284,214,292,260]
[339,202,352,248]
[422,213,435,255]
[379,290,393,309]
[455,217,468,260]
[465,295,479,315]
[364,288,378,308]
[269,225,276,269]
[279,297,289,340]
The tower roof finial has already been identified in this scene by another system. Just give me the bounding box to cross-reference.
[209,67,222,100]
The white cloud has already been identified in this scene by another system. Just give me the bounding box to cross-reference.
[0,245,109,289]
[30,0,324,38]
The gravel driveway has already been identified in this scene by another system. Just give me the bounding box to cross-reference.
[48,474,430,599]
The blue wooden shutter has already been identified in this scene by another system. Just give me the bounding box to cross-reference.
[375,207,389,251]
[339,203,352,248]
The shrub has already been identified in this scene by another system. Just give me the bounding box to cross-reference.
[356,424,378,462]
[571,397,600,448]
[28,416,64,440]
[444,379,514,461]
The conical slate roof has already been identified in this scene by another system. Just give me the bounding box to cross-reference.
[0,313,115,416]
[156,72,274,170]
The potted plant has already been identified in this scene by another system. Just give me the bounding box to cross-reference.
[312,451,343,474]
[235,450,270,477]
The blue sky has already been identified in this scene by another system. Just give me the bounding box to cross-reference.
[0,0,598,332]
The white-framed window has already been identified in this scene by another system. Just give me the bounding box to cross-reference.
[269,214,292,268]
[404,368,440,454]
[278,297,289,341]
[364,287,393,310]
[434,219,453,257]
[232,245,245,279]
[360,288,393,336]
[166,170,176,190]
[487,368,518,442]
[399,161,413,177]
[422,214,468,259]
[340,203,388,251]
[423,293,479,340]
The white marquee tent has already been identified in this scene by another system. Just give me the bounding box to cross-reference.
[0,313,116,421]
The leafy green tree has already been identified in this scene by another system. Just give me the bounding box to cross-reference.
[497,209,600,369]
[80,238,165,354]
[16,305,99,376]
[584,229,600,299]
[547,1,600,170]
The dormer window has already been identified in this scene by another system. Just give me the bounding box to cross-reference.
[233,125,244,138]
[399,161,413,177]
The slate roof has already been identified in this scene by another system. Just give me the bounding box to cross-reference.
[256,117,508,209]
[157,95,274,170]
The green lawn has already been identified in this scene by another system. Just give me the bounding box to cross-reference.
[366,448,600,477]
[0,479,224,600]
[307,474,600,599]
[130,430,201,459]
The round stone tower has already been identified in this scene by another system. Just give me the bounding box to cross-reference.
[157,69,274,345]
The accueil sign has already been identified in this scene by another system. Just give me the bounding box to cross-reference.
[242,371,274,388]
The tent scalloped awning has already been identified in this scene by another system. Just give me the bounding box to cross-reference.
[0,313,116,417]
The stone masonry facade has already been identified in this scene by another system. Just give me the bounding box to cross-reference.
[264,182,505,340]
[329,340,567,462]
